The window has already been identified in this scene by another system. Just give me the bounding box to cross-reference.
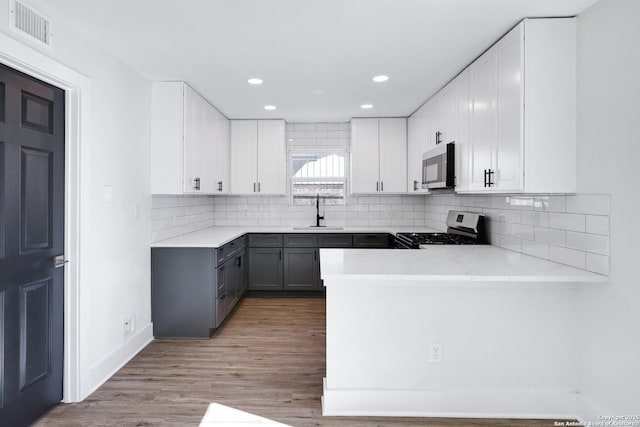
[291,151,346,205]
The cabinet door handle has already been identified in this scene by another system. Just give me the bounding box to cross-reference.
[436,131,442,145]
[381,181,384,192]
[258,182,261,192]
[217,181,223,192]
[279,250,282,260]
[314,250,317,261]
[413,180,419,191]
[253,182,256,192]
[484,169,488,188]
[194,177,201,190]
[488,169,495,187]
[376,181,379,192]
[237,256,242,268]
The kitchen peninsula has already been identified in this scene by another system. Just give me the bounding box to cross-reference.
[320,246,607,418]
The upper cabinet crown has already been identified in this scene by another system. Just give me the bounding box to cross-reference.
[466,18,577,193]
[150,81,230,195]
[351,118,407,194]
[230,120,286,195]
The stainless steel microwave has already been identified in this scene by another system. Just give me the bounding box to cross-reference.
[422,142,455,190]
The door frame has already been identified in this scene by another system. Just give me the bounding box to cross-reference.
[0,31,89,403]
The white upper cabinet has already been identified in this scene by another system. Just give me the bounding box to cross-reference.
[230,120,285,195]
[465,18,576,193]
[351,118,407,194]
[215,112,230,194]
[407,102,430,193]
[151,81,229,195]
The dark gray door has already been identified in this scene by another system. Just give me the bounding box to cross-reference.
[0,63,65,426]
[248,248,283,291]
[283,248,319,291]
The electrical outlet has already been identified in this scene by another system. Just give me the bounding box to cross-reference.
[123,316,135,336]
[429,343,443,364]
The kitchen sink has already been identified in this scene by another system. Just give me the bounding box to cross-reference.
[292,226,344,230]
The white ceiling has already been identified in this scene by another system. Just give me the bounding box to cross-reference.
[39,0,597,122]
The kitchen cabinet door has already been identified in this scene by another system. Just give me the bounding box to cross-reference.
[182,84,200,193]
[248,248,283,291]
[235,250,247,298]
[455,69,470,192]
[378,118,407,193]
[428,93,443,150]
[257,120,286,194]
[230,120,258,194]
[198,95,218,194]
[441,81,458,146]
[350,119,380,194]
[283,248,319,291]
[494,22,523,192]
[407,112,422,192]
[468,45,497,191]
[215,111,230,194]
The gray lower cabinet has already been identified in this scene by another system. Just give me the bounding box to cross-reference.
[248,247,283,290]
[151,237,247,339]
[152,247,217,339]
[283,247,319,291]
[352,233,390,248]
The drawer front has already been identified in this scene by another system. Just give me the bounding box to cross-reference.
[284,234,318,248]
[352,233,390,248]
[233,235,247,251]
[216,238,241,266]
[317,234,353,248]
[249,233,283,248]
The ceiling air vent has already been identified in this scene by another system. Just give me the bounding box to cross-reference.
[9,0,52,48]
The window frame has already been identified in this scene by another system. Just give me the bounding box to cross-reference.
[288,148,349,206]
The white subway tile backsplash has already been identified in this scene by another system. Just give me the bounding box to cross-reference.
[423,192,610,274]
[511,224,535,241]
[586,253,610,275]
[522,241,550,259]
[520,211,549,227]
[548,213,586,232]
[549,246,586,269]
[585,215,609,236]
[566,195,610,215]
[566,232,610,255]
[534,227,566,246]
[534,195,566,212]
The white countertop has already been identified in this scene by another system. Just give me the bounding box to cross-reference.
[150,226,439,248]
[319,246,608,283]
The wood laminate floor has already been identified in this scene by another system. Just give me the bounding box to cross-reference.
[36,298,571,426]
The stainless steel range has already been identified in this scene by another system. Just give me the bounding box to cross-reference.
[394,210,487,249]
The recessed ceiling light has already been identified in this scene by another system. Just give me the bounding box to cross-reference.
[247,78,263,85]
[311,89,324,95]
[264,105,277,110]
[372,75,389,83]
[360,104,373,109]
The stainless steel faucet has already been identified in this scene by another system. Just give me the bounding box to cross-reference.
[316,193,325,227]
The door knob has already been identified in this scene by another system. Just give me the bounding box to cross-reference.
[53,255,69,268]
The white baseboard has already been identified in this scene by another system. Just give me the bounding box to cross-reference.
[322,378,578,419]
[80,323,154,400]
[576,394,612,424]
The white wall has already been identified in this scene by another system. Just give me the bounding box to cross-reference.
[575,0,640,418]
[0,0,153,399]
